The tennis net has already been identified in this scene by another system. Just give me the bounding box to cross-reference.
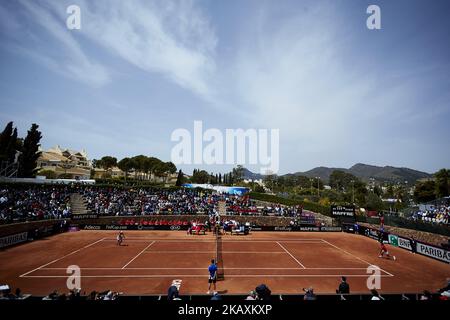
[215,227,224,280]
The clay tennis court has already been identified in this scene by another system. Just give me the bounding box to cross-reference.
[1,230,449,295]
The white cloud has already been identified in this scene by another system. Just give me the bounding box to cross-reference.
[229,4,426,149]
[8,0,111,87]
[0,0,217,96]
[78,0,217,98]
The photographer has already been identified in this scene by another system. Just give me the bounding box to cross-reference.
[336,276,350,294]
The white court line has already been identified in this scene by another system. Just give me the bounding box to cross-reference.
[39,267,389,271]
[276,242,306,269]
[122,241,155,269]
[142,251,286,254]
[102,238,325,243]
[20,274,394,278]
[321,240,394,277]
[19,238,106,278]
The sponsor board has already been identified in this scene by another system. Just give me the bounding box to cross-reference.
[416,242,450,263]
[274,226,293,232]
[0,232,28,248]
[331,205,355,217]
[365,228,380,240]
[72,214,98,220]
[320,226,342,232]
[299,227,320,232]
[83,225,102,230]
[80,224,342,232]
[388,234,398,246]
[82,224,190,231]
[39,225,56,236]
[105,225,128,230]
[397,236,412,251]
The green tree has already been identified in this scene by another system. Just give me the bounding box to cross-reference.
[153,161,167,180]
[130,155,147,179]
[0,122,20,163]
[434,169,449,198]
[384,184,395,198]
[118,157,133,180]
[232,165,245,182]
[354,180,368,206]
[253,184,265,193]
[38,169,57,179]
[263,173,277,192]
[329,170,356,192]
[18,124,42,178]
[163,161,177,182]
[91,159,99,168]
[191,169,210,184]
[0,121,14,161]
[175,169,185,186]
[365,192,383,211]
[413,180,436,203]
[373,185,383,197]
[99,156,117,169]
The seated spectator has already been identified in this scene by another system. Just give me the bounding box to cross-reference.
[438,279,450,299]
[370,289,383,301]
[211,292,222,301]
[102,290,119,300]
[87,291,99,300]
[15,288,23,299]
[303,287,316,301]
[255,284,271,301]
[420,290,432,300]
[245,290,257,300]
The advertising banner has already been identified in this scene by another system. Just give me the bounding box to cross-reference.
[388,234,398,246]
[72,214,98,220]
[0,232,28,248]
[397,236,413,251]
[331,205,355,217]
[416,242,450,263]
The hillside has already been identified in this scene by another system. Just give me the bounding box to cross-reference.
[242,163,431,184]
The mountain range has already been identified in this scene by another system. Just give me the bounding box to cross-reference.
[242,163,432,185]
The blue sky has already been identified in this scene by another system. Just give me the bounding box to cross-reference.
[0,0,449,175]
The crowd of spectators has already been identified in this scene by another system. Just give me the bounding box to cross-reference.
[82,188,225,216]
[0,285,28,300]
[0,185,312,223]
[0,186,72,224]
[412,205,449,225]
[165,279,450,301]
[82,187,306,218]
[40,289,121,301]
[2,279,449,301]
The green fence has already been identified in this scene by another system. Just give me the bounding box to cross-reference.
[356,214,450,237]
[248,192,332,217]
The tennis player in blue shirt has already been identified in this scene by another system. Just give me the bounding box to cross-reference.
[207,259,218,294]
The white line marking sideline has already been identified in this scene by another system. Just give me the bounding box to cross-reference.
[21,274,394,278]
[321,239,395,277]
[19,238,106,278]
[122,241,156,269]
[276,242,306,269]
